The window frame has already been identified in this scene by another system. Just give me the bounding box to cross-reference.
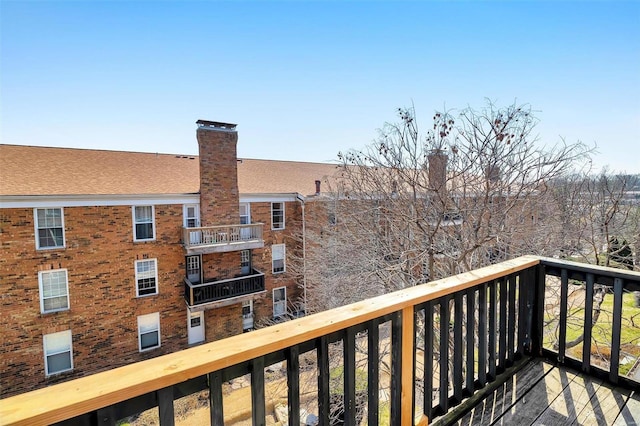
[271,202,285,230]
[34,207,65,250]
[183,204,200,228]
[132,205,156,242]
[272,243,286,274]
[273,287,287,318]
[239,203,251,225]
[38,269,70,314]
[138,312,161,352]
[135,258,158,297]
[43,330,73,376]
[241,249,251,268]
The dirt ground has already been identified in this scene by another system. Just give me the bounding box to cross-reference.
[126,359,326,425]
[124,339,394,426]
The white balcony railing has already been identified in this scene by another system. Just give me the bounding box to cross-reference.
[183,223,264,254]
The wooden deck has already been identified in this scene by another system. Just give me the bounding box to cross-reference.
[453,358,640,426]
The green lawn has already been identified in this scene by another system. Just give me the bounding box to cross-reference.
[545,292,640,376]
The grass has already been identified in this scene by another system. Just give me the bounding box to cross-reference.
[545,292,640,376]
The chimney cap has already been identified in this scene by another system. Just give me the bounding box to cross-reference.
[196,120,237,131]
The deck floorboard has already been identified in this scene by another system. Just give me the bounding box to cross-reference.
[573,380,631,426]
[534,370,602,425]
[494,362,577,425]
[449,360,638,426]
[613,391,640,426]
[456,359,552,426]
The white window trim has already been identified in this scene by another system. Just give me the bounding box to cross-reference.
[273,287,287,318]
[34,207,66,250]
[272,243,286,274]
[241,249,250,266]
[239,202,251,224]
[135,259,158,297]
[132,205,156,242]
[43,330,73,376]
[38,269,70,314]
[183,204,200,228]
[271,202,285,230]
[138,312,161,352]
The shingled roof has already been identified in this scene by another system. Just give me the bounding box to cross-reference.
[0,144,341,197]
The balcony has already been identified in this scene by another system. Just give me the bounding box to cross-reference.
[182,223,264,254]
[2,257,639,426]
[184,269,266,309]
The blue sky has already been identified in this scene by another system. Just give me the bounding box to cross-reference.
[2,1,639,172]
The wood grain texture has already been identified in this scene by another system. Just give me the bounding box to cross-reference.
[534,372,601,426]
[495,365,577,425]
[612,391,640,426]
[456,358,552,426]
[574,381,631,426]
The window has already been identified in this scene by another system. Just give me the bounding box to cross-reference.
[272,244,285,273]
[242,300,253,317]
[273,287,286,318]
[239,203,250,225]
[138,313,160,351]
[271,202,285,230]
[43,330,73,376]
[240,250,250,266]
[242,300,254,331]
[35,208,65,249]
[186,255,201,284]
[39,269,69,313]
[133,206,155,241]
[241,249,251,274]
[183,204,199,228]
[135,259,158,296]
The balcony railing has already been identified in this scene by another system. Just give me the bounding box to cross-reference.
[182,223,264,254]
[2,256,639,426]
[184,269,265,307]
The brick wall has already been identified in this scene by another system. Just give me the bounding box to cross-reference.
[249,201,303,321]
[197,127,240,226]
[0,199,304,397]
[205,303,243,341]
[0,205,188,397]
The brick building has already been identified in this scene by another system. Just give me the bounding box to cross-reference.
[0,120,339,397]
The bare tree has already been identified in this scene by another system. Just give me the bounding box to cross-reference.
[301,101,591,313]
[544,170,640,357]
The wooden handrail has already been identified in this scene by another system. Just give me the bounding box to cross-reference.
[0,256,540,426]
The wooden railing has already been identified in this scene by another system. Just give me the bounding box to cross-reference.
[2,256,638,426]
[184,269,265,306]
[182,223,264,253]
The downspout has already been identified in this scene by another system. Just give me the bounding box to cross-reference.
[296,193,307,315]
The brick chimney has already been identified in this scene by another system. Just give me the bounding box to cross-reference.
[427,149,448,194]
[196,120,240,226]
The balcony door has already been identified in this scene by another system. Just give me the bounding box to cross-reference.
[242,300,254,331]
[240,250,251,275]
[187,310,205,345]
[186,255,201,284]
[239,203,251,239]
[273,287,286,318]
[183,204,200,244]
